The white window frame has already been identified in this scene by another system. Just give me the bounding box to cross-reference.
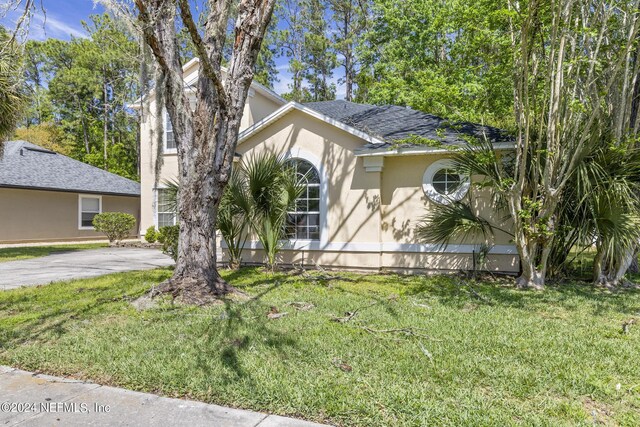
[283,148,328,246]
[78,194,102,230]
[163,109,177,154]
[422,159,470,205]
[286,158,321,241]
[155,187,177,228]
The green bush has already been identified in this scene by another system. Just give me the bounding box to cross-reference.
[92,212,136,244]
[144,226,158,244]
[157,225,179,261]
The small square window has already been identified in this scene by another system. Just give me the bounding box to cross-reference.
[79,196,101,229]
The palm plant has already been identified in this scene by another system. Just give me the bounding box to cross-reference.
[419,135,640,285]
[217,167,251,269]
[415,201,496,248]
[161,154,302,270]
[553,143,640,284]
[162,178,180,214]
[242,152,304,270]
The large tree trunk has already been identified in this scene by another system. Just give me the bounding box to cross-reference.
[134,0,276,303]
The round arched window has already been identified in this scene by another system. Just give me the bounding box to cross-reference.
[422,160,470,204]
[285,158,321,240]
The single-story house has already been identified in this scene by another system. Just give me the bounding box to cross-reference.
[138,58,518,272]
[0,140,140,244]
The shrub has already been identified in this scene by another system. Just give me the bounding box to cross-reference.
[92,212,136,244]
[157,225,179,261]
[144,226,158,243]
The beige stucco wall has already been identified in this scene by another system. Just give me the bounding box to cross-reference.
[139,85,284,234]
[226,110,518,272]
[137,70,518,272]
[0,188,140,243]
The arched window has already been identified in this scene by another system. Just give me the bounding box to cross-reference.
[286,158,321,240]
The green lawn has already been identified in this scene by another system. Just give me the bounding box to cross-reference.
[0,243,108,263]
[0,268,639,426]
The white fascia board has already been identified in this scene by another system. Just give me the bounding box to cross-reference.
[237,102,387,146]
[354,141,516,157]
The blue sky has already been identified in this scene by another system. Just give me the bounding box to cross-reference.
[0,0,345,98]
[0,0,101,41]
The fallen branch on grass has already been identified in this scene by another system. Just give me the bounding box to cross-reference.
[454,278,492,304]
[330,301,379,323]
[357,326,438,341]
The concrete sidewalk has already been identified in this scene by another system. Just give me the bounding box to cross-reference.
[0,248,174,290]
[0,367,330,426]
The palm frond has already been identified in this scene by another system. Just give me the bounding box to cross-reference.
[415,201,495,249]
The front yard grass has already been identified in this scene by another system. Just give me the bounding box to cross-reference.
[0,267,639,426]
[0,243,108,263]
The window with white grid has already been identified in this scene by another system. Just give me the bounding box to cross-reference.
[157,189,177,227]
[164,110,176,152]
[285,159,320,240]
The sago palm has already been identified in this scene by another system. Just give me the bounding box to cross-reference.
[217,167,252,269]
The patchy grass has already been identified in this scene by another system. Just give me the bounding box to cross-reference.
[0,243,108,263]
[0,268,639,426]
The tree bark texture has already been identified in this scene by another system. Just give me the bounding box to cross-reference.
[134,0,277,302]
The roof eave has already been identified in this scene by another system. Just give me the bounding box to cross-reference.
[0,184,140,197]
[354,142,516,157]
[238,101,388,146]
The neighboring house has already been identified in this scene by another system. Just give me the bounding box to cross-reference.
[138,58,518,272]
[0,141,140,244]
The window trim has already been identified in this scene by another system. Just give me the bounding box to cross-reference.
[78,194,102,230]
[286,158,321,241]
[155,187,177,228]
[163,109,177,154]
[284,148,327,245]
[422,159,470,205]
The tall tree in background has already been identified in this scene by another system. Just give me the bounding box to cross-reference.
[328,0,369,101]
[20,15,141,179]
[253,19,279,88]
[276,0,309,101]
[101,0,277,300]
[360,0,513,127]
[276,0,338,101]
[303,0,336,101]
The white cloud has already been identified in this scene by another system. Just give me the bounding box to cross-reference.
[30,11,87,40]
[274,73,293,96]
[0,9,87,41]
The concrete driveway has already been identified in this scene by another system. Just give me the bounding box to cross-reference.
[0,248,174,290]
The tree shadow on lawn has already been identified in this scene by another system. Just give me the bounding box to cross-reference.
[402,273,640,316]
[195,278,298,387]
[192,267,404,387]
[0,279,153,353]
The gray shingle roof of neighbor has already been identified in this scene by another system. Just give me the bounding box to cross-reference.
[0,141,140,197]
[304,100,514,149]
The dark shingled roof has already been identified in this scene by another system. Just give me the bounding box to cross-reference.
[0,141,140,197]
[304,100,513,149]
